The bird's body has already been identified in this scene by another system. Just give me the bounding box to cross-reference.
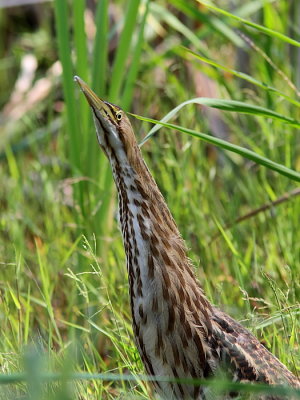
[75,76,299,399]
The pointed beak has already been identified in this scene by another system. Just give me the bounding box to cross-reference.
[74,75,106,111]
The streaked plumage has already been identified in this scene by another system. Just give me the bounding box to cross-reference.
[75,76,299,399]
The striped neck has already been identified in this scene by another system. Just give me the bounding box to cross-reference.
[110,151,195,298]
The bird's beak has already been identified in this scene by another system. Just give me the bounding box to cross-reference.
[74,75,111,117]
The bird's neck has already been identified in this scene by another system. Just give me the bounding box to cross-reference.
[110,150,197,299]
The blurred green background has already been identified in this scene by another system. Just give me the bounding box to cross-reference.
[0,0,299,398]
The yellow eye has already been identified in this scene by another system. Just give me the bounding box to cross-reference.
[116,111,122,121]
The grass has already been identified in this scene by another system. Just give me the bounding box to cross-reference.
[0,0,299,399]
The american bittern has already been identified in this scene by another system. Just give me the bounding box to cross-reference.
[74,76,299,399]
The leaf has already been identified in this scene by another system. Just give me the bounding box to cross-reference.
[184,48,300,108]
[140,98,300,143]
[131,113,300,183]
[109,0,141,102]
[197,1,300,47]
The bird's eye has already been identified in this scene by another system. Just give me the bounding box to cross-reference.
[116,112,122,121]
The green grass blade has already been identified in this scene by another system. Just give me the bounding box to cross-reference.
[54,0,81,170]
[235,0,277,18]
[109,0,141,102]
[150,3,208,52]
[121,0,150,110]
[36,241,62,343]
[92,0,109,97]
[142,98,300,140]
[171,0,244,47]
[184,48,300,108]
[196,98,300,126]
[24,285,31,345]
[132,113,300,182]
[73,0,88,83]
[198,0,300,48]
[73,0,89,134]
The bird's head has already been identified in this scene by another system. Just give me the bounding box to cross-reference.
[74,76,138,168]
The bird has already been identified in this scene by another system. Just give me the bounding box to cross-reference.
[74,75,299,399]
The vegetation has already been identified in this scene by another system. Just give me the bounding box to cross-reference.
[0,0,299,398]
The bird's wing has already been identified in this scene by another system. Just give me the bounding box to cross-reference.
[210,308,299,389]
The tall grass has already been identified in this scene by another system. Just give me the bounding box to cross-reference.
[54,0,148,244]
[0,0,299,398]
